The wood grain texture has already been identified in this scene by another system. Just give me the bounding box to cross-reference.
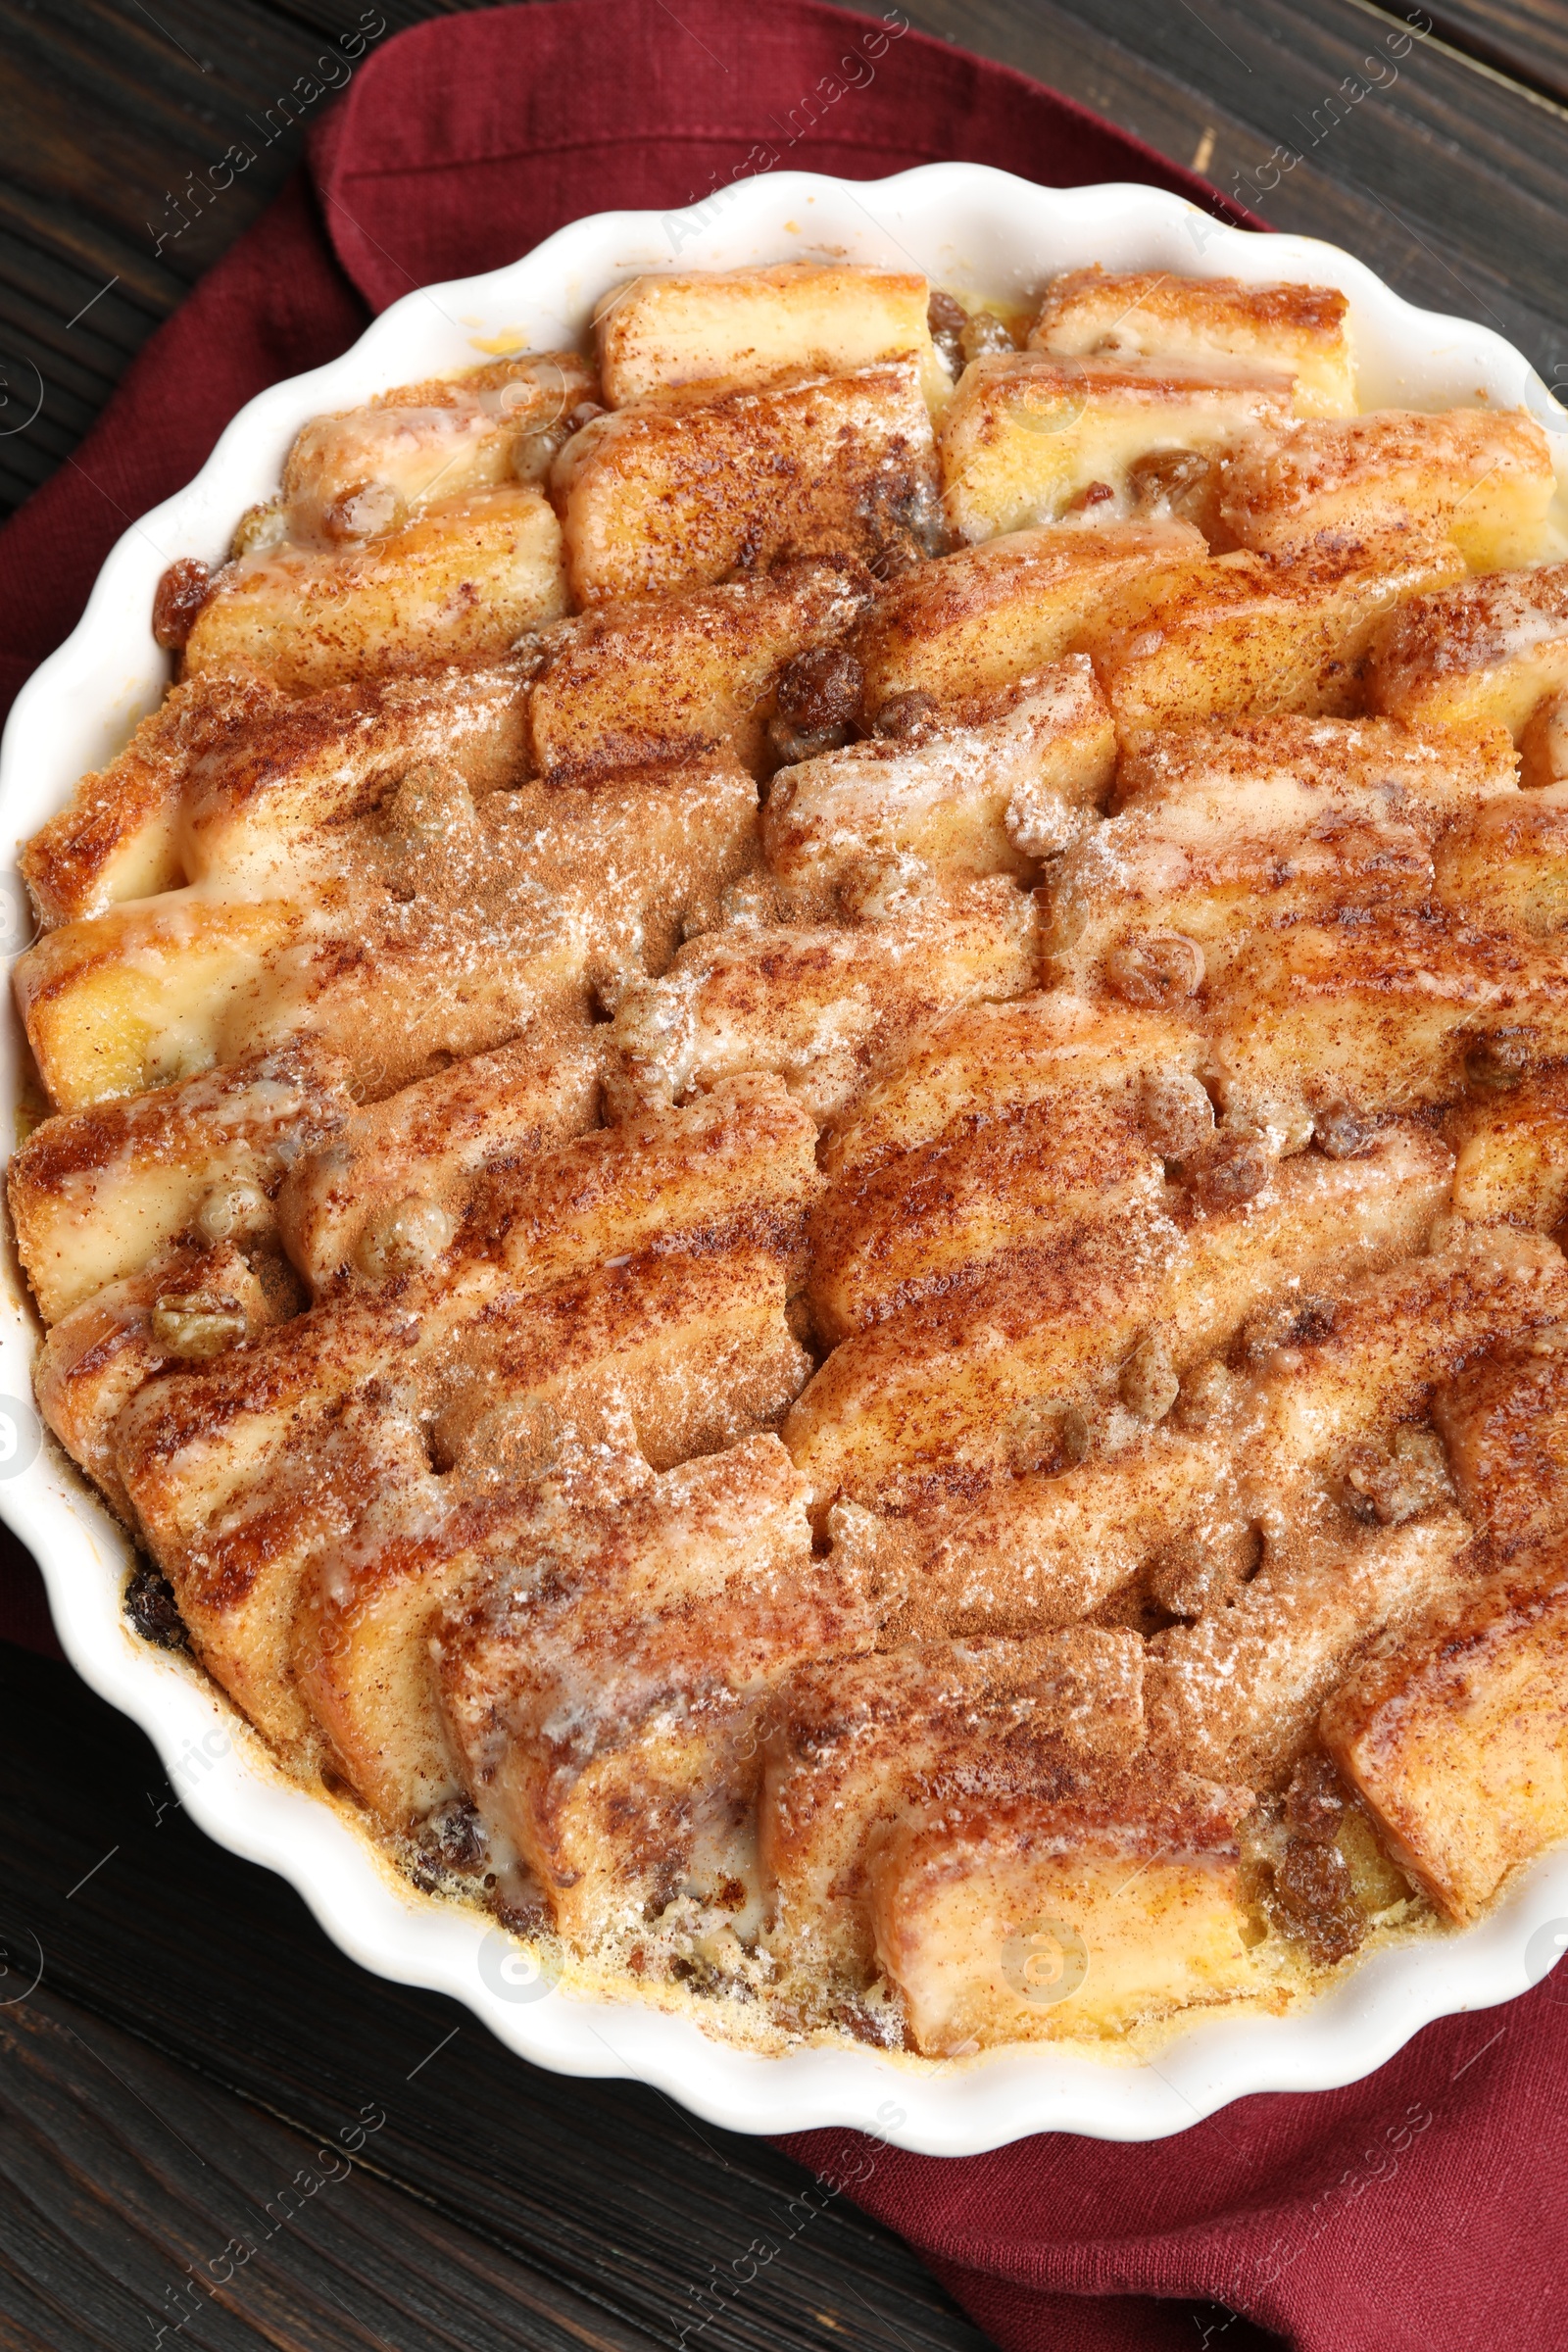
[0,0,439,517]
[0,1645,997,2352]
[1415,0,1568,108]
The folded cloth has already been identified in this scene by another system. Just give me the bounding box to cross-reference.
[781,1977,1568,2350]
[3,11,1563,2352]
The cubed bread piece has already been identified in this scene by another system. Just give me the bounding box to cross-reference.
[10,1041,352,1325]
[120,1238,812,1752]
[808,993,1210,1341]
[18,756,760,1111]
[1241,1224,1568,1538]
[1434,785,1568,936]
[526,556,872,782]
[1434,1327,1568,1563]
[867,1776,1256,2053]
[309,1391,775,1834]
[114,1074,817,1551]
[268,758,759,1101]
[1112,712,1518,823]
[1082,540,1467,736]
[1147,1515,1472,1788]
[939,353,1293,542]
[1322,1553,1568,1921]
[1366,564,1568,741]
[1449,1064,1568,1227]
[920,1425,1248,1637]
[180,486,566,693]
[20,675,279,926]
[295,1469,546,1837]
[761,1629,1146,1984]
[16,894,301,1111]
[294,1421,642,1835]
[440,1435,876,1949]
[180,1391,442,1748]
[854,521,1204,718]
[492,1071,821,1293]
[275,1026,602,1297]
[1205,916,1568,1135]
[608,884,1038,1125]
[1064,713,1515,986]
[806,1087,1160,1345]
[35,1238,280,1519]
[784,1124,1449,1512]
[1028,267,1354,418]
[113,1075,811,1484]
[595,263,950,409]
[10,658,527,945]
[763,660,1113,912]
[281,353,596,542]
[440,1244,814,1481]
[553,362,939,604]
[1045,762,1437,997]
[819,993,1205,1187]
[174,662,532,886]
[1218,410,1553,568]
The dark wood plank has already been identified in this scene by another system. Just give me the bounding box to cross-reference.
[1,1985,655,2351]
[0,1644,994,2352]
[0,0,432,517]
[1416,0,1568,110]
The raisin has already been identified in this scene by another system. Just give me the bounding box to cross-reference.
[1103,931,1204,1006]
[124,1563,189,1652]
[870,689,940,744]
[1183,1126,1274,1208]
[1270,1756,1363,1966]
[1465,1029,1531,1090]
[321,479,404,541]
[1283,1751,1346,1844]
[1273,1836,1363,1966]
[1127,446,1215,526]
[1340,1425,1453,1527]
[150,1294,248,1358]
[776,643,862,734]
[420,1796,487,1872]
[960,311,1015,363]
[151,558,212,651]
[927,288,966,375]
[1314,1101,1371,1157]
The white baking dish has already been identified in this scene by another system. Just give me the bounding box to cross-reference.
[5,163,1567,2154]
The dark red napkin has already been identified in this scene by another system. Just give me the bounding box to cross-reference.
[2,10,1563,2349]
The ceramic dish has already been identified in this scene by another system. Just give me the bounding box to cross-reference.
[5,162,1568,2154]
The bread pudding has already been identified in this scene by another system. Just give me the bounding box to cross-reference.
[12,256,1568,2061]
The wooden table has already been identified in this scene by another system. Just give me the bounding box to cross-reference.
[0,4,1563,2345]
